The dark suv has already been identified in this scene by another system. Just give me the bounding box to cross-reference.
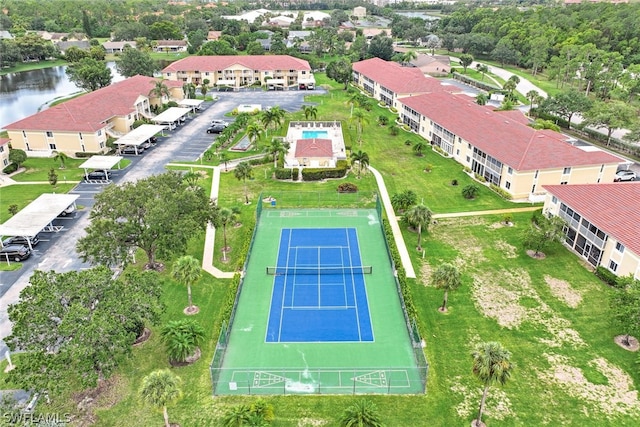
[3,234,40,247]
[0,245,31,262]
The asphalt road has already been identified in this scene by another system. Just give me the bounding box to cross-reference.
[0,88,322,355]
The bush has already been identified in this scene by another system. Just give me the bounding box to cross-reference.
[390,107,397,113]
[404,140,412,146]
[337,182,358,193]
[462,184,479,199]
[474,173,487,183]
[531,208,545,226]
[274,168,296,180]
[490,183,513,200]
[463,166,472,173]
[75,152,95,158]
[424,164,434,172]
[2,163,18,174]
[595,266,621,288]
[451,179,458,186]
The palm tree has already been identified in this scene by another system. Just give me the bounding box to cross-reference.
[471,342,515,427]
[339,399,384,427]
[402,50,418,65]
[462,184,480,199]
[260,109,275,135]
[269,106,286,130]
[405,204,432,251]
[139,369,182,427]
[160,319,205,363]
[53,151,69,169]
[182,171,201,189]
[526,90,540,115]
[219,207,237,261]
[234,161,253,204]
[182,82,196,99]
[351,150,369,179]
[413,141,427,156]
[202,148,215,163]
[431,263,462,312]
[149,79,171,101]
[218,151,230,172]
[475,63,488,81]
[246,122,263,146]
[266,138,287,168]
[303,105,318,120]
[389,124,399,136]
[350,109,369,146]
[200,78,210,98]
[171,255,202,313]
[221,404,252,427]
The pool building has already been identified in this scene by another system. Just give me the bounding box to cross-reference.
[285,121,346,168]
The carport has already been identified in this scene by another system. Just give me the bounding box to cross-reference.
[114,124,166,155]
[151,107,191,130]
[79,155,124,181]
[0,194,80,250]
[177,99,204,113]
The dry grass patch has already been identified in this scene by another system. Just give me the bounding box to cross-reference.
[493,239,517,259]
[297,418,329,426]
[539,353,640,418]
[544,275,582,308]
[450,376,515,421]
[473,269,586,348]
[419,261,433,286]
[432,219,487,266]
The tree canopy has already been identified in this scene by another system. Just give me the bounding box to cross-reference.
[115,45,158,77]
[7,267,164,393]
[77,171,217,270]
[66,57,112,91]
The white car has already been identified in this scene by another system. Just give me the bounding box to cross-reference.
[614,170,636,182]
[210,119,228,127]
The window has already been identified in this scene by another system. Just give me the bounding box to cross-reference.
[205,72,210,76]
[2,159,7,166]
[166,73,171,77]
[531,184,536,193]
[468,143,471,149]
[534,170,539,178]
[505,182,511,189]
[99,142,104,148]
[609,260,618,272]
[466,156,470,163]
[563,167,571,174]
[49,143,56,150]
[507,167,513,175]
[616,242,625,253]
[600,164,604,172]
[46,131,53,137]
[98,130,102,136]
[456,149,460,155]
[79,133,83,140]
[561,181,568,185]
[22,131,26,137]
[0,146,3,153]
[552,196,558,204]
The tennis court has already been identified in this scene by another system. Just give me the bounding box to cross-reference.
[211,206,427,395]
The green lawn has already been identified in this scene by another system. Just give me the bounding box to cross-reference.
[0,184,76,223]
[8,74,640,426]
[10,157,131,182]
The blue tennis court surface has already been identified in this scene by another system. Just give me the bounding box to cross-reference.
[266,228,374,343]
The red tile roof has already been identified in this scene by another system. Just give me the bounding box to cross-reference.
[0,137,9,146]
[4,76,181,133]
[295,139,333,158]
[162,55,311,72]
[544,183,640,256]
[353,57,444,95]
[399,91,621,170]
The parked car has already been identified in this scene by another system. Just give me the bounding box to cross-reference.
[206,124,226,134]
[140,140,152,150]
[0,244,31,262]
[58,204,75,217]
[210,119,228,127]
[3,234,40,247]
[614,170,636,182]
[86,169,111,180]
[121,145,143,155]
[148,136,158,144]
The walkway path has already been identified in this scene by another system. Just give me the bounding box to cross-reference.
[433,206,540,219]
[369,166,416,278]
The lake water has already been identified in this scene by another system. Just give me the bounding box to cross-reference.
[0,62,124,130]
[395,11,440,21]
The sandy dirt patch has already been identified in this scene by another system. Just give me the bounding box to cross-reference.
[544,275,582,308]
[432,219,487,267]
[420,261,433,286]
[493,239,517,259]
[539,353,640,418]
[297,418,329,426]
[450,376,514,421]
[473,269,586,348]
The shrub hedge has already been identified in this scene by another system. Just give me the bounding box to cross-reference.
[490,183,513,200]
[452,72,501,92]
[2,163,18,174]
[595,266,621,288]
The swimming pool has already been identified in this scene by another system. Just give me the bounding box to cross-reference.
[302,130,329,139]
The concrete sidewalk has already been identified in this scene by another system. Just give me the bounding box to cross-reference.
[369,167,416,278]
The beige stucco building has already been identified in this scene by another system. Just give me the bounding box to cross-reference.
[161,55,314,90]
[0,138,10,169]
[4,76,183,157]
[397,91,622,201]
[543,183,640,279]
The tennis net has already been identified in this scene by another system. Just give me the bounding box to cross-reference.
[266,266,373,275]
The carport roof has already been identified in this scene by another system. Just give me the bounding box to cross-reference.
[114,124,166,147]
[151,107,190,124]
[0,194,80,237]
[79,155,124,170]
[178,99,204,108]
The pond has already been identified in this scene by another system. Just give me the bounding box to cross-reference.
[0,62,124,129]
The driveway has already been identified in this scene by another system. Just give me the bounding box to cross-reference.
[0,88,321,355]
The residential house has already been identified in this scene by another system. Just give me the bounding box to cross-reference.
[57,40,91,55]
[408,54,451,77]
[4,76,183,157]
[353,6,367,18]
[295,139,334,167]
[543,183,640,278]
[207,31,222,41]
[352,57,446,109]
[103,41,137,54]
[397,91,623,201]
[269,16,295,27]
[0,138,10,169]
[161,55,313,89]
[154,40,188,53]
[0,30,14,40]
[362,28,391,40]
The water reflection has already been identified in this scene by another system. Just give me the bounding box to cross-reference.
[0,62,123,129]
